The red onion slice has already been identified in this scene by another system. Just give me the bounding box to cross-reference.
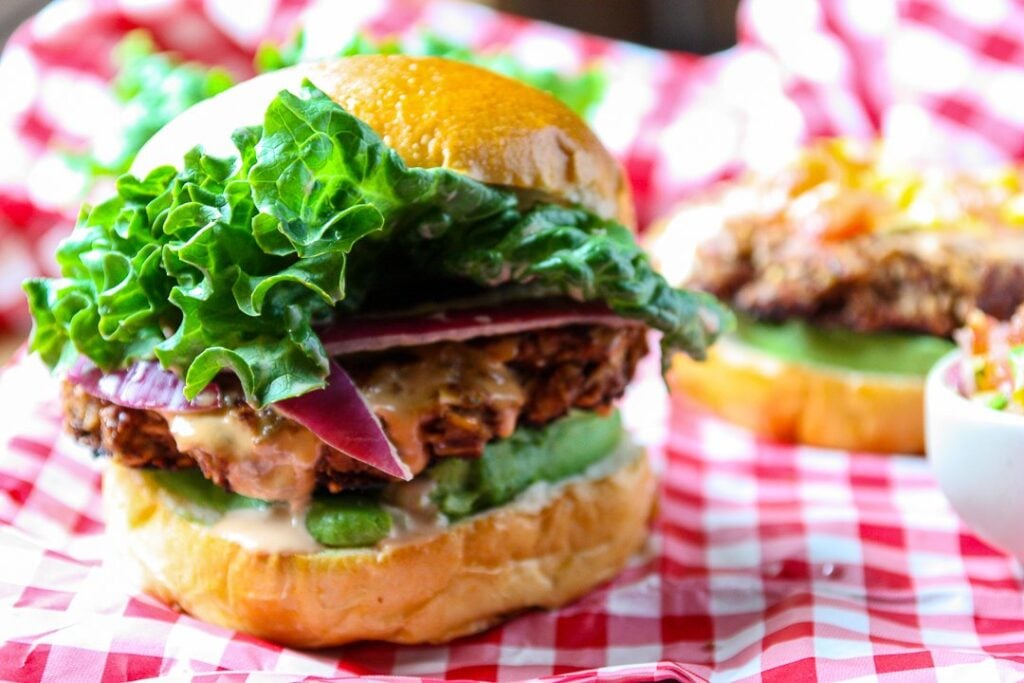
[275,359,412,480]
[66,357,221,411]
[320,300,636,356]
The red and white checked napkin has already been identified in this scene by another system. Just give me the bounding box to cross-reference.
[4,346,1024,681]
[4,0,1024,680]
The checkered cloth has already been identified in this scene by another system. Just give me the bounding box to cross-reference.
[660,402,1024,681]
[5,351,1024,681]
[4,0,1024,680]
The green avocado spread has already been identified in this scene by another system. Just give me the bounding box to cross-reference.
[427,409,623,520]
[148,409,623,548]
[734,316,954,376]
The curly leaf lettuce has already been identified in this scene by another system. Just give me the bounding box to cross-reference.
[418,205,727,357]
[25,83,730,407]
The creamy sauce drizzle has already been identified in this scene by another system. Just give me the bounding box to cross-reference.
[158,343,637,555]
[211,506,320,554]
[187,434,645,554]
[161,343,527,511]
[381,476,446,543]
[357,343,526,473]
[165,411,322,512]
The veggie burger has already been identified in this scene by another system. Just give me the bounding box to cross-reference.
[24,57,728,647]
[648,139,1024,454]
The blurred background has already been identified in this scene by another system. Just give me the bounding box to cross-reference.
[3,0,1021,366]
[0,1,39,48]
[474,0,739,53]
[0,0,741,362]
[1,0,741,54]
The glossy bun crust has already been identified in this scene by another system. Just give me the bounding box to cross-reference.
[103,451,655,648]
[135,55,634,227]
[307,57,633,226]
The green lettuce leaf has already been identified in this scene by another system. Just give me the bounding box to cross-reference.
[25,83,730,407]
[415,204,726,357]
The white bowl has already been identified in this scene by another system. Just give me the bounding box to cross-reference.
[926,350,1024,561]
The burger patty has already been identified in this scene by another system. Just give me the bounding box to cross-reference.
[691,219,1024,337]
[64,324,647,497]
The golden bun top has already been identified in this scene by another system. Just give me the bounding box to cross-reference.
[134,55,634,227]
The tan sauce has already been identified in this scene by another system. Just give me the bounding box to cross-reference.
[160,343,539,553]
[379,435,643,547]
[164,411,322,512]
[161,342,527,510]
[189,435,643,554]
[357,344,526,474]
[381,476,444,543]
[211,506,321,554]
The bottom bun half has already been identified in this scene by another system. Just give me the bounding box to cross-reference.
[669,339,925,454]
[102,447,655,648]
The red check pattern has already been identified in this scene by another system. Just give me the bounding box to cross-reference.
[4,0,1024,681]
[4,351,1024,682]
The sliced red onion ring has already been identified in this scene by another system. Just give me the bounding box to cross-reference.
[275,359,412,480]
[66,357,221,411]
[319,300,636,356]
